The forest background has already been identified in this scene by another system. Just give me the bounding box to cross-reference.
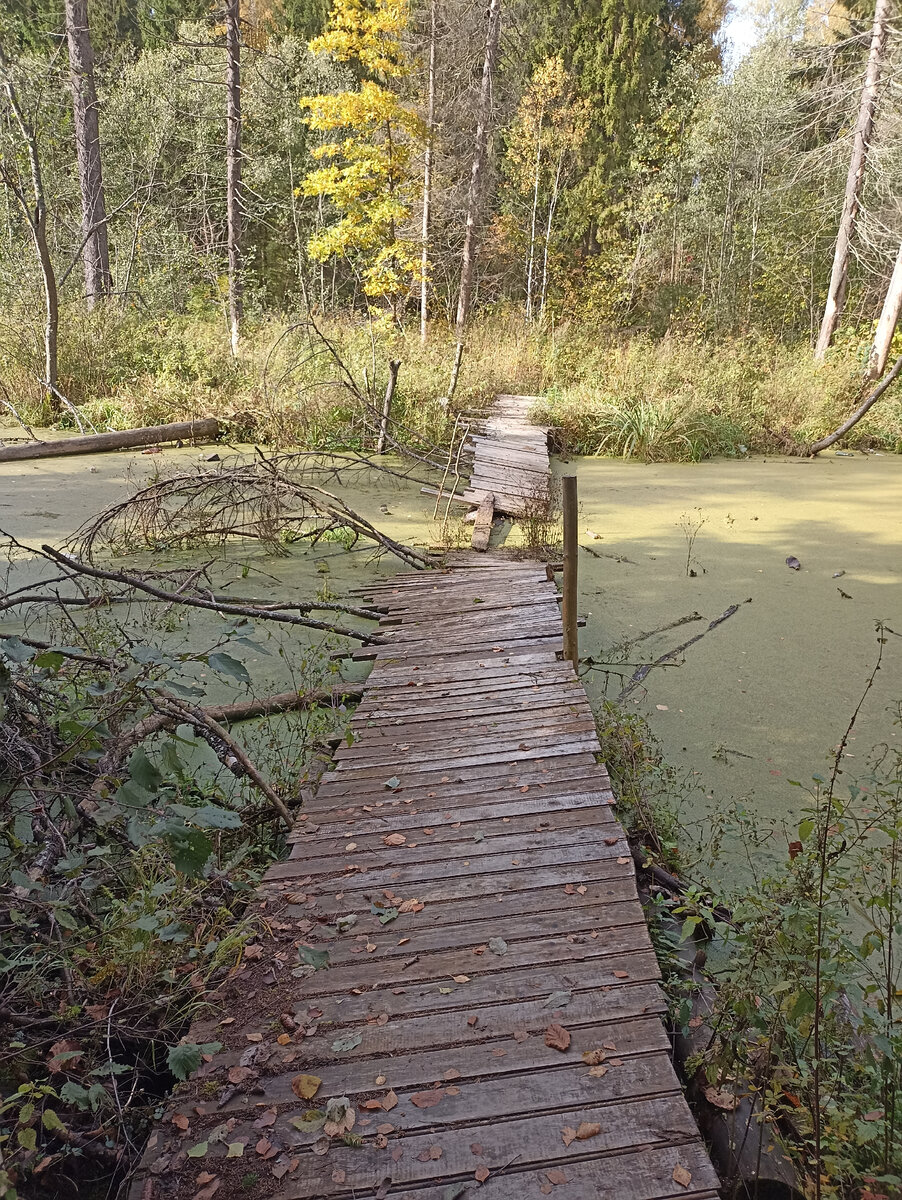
[2,0,902,460]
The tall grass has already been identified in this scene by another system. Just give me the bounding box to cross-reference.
[2,304,898,459]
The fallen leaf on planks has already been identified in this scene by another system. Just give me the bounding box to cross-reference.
[672,1164,692,1188]
[544,1023,571,1052]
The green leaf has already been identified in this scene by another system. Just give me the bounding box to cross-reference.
[384,776,400,790]
[16,1127,37,1151]
[42,1109,66,1132]
[165,681,206,698]
[114,779,156,812]
[34,651,64,672]
[207,652,251,686]
[330,1033,362,1053]
[164,827,213,877]
[543,990,571,1008]
[187,1141,209,1158]
[290,1111,325,1133]
[488,937,508,956]
[798,818,815,841]
[1,637,34,663]
[59,1082,90,1110]
[169,803,242,831]
[167,1043,204,1082]
[298,944,330,970]
[129,747,162,792]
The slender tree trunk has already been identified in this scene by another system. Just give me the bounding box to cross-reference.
[539,149,563,322]
[814,0,891,360]
[420,0,436,345]
[525,104,543,322]
[64,0,110,307]
[866,241,902,379]
[0,42,59,394]
[225,0,243,357]
[454,0,501,339]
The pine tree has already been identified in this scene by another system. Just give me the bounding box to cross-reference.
[299,0,422,310]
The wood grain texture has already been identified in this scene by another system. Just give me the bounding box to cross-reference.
[127,395,717,1200]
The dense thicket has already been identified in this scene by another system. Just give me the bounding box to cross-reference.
[0,0,901,436]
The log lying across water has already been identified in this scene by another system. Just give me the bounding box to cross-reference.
[0,418,220,462]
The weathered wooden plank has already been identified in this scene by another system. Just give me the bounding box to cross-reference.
[471,491,495,552]
[128,395,715,1200]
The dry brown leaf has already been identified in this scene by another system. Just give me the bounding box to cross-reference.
[546,1168,569,1185]
[612,970,629,979]
[276,1033,291,1046]
[383,833,406,846]
[445,1085,460,1096]
[544,1023,571,1052]
[617,856,630,865]
[290,1074,321,1101]
[576,1122,601,1140]
[255,1139,271,1156]
[582,1049,606,1065]
[475,1166,490,1182]
[227,1066,255,1086]
[253,1109,277,1129]
[331,1168,347,1184]
[196,1173,216,1186]
[453,974,470,983]
[512,1029,529,1043]
[391,1147,404,1162]
[672,1164,692,1188]
[360,1099,384,1111]
[703,1086,740,1111]
[410,1089,443,1108]
[194,1181,221,1200]
[587,1065,608,1078]
[467,1016,478,1027]
[47,1039,83,1073]
[376,1123,394,1135]
[470,1143,484,1155]
[245,1032,263,1043]
[243,944,263,960]
[375,1074,387,1085]
[383,1089,398,1111]
[561,1126,577,1147]
[444,1068,461,1080]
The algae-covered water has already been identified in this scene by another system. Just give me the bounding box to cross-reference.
[2,437,901,883]
[567,453,902,867]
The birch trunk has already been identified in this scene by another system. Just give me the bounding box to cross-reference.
[0,42,59,393]
[866,241,902,379]
[454,0,501,339]
[225,0,243,357]
[814,0,891,360]
[525,105,543,322]
[420,0,436,344]
[65,0,110,306]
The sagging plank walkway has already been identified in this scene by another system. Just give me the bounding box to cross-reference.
[131,557,719,1200]
[460,394,551,549]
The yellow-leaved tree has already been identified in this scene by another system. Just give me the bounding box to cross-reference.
[300,0,422,313]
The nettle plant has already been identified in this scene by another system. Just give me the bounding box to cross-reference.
[0,613,338,1195]
[695,665,902,1196]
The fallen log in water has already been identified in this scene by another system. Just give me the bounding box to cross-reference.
[0,418,220,462]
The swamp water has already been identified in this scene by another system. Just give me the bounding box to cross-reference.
[2,440,901,890]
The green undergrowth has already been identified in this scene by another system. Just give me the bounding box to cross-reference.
[0,592,354,1199]
[3,305,900,461]
[591,669,902,1199]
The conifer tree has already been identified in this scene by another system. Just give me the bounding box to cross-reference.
[299,0,422,312]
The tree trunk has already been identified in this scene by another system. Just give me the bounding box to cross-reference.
[454,0,501,339]
[0,41,59,394]
[225,0,243,357]
[0,419,220,462]
[525,104,543,322]
[64,0,110,307]
[420,0,436,345]
[809,353,902,454]
[866,241,902,379]
[814,0,891,360]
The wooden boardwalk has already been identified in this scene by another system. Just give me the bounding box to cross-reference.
[130,399,718,1200]
[460,394,551,549]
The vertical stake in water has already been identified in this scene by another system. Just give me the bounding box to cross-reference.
[561,474,579,668]
[377,360,401,454]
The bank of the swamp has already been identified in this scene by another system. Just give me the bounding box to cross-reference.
[2,442,901,1196]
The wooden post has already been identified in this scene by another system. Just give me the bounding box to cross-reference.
[561,474,578,667]
[447,341,464,402]
[376,360,401,454]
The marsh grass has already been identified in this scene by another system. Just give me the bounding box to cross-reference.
[3,307,899,460]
